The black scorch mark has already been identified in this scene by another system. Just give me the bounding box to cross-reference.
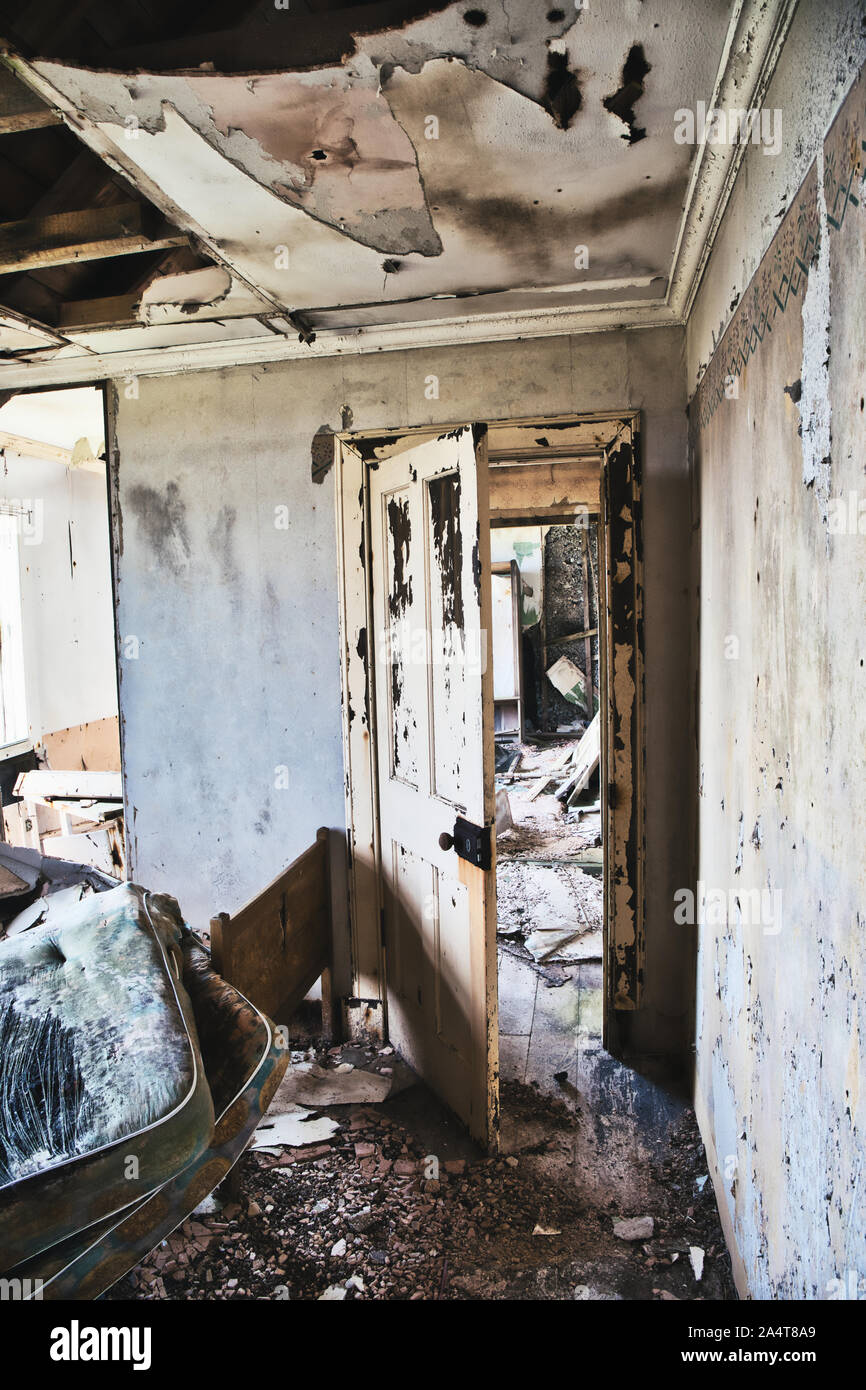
[429,473,464,631]
[603,44,651,145]
[391,652,405,771]
[544,50,582,130]
[387,495,413,618]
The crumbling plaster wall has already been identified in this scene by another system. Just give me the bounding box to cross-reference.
[687,8,866,1297]
[111,324,693,1061]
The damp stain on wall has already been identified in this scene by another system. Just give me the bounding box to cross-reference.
[126,480,191,577]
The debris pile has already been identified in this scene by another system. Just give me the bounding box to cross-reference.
[495,721,603,966]
[106,1051,735,1302]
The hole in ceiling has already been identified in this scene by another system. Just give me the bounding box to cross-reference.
[543,50,582,130]
[547,8,566,19]
[603,43,651,145]
[462,9,488,26]
[311,149,328,160]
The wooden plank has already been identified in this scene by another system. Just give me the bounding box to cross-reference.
[211,832,331,1022]
[14,769,122,800]
[0,69,62,135]
[335,438,384,1026]
[566,712,600,802]
[488,460,600,518]
[0,431,71,465]
[41,823,125,878]
[40,715,121,772]
[58,293,142,332]
[0,108,62,135]
[528,776,555,801]
[316,827,338,1044]
[548,627,598,645]
[0,203,186,273]
[0,306,67,352]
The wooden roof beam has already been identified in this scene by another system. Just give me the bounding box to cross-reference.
[0,66,62,135]
[0,201,187,274]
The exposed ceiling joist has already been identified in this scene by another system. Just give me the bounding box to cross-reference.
[0,201,187,274]
[0,64,61,134]
[56,291,140,331]
[0,1,804,384]
[0,105,62,134]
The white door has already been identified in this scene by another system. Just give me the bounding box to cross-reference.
[369,426,499,1148]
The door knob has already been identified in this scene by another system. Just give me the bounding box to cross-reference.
[438,818,492,870]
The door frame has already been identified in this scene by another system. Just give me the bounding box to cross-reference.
[334,412,645,1057]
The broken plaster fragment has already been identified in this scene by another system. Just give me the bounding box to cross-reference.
[613,1215,654,1241]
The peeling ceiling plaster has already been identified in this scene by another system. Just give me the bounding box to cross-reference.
[32,0,730,319]
[54,65,443,258]
[1,0,791,380]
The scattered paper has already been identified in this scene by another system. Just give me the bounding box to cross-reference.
[270,1062,391,1109]
[251,1104,340,1150]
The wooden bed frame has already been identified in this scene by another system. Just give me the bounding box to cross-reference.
[210,827,339,1042]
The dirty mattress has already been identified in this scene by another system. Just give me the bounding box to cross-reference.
[0,882,216,1270]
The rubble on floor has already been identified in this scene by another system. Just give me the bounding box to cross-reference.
[495,730,603,967]
[105,1045,736,1303]
[497,859,602,963]
[495,716,599,809]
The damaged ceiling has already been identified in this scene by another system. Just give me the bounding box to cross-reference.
[0,0,798,385]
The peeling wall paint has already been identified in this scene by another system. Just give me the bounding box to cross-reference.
[799,151,833,507]
[686,0,866,395]
[688,54,866,1298]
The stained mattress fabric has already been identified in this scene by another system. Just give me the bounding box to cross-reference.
[0,882,215,1270]
[7,928,289,1300]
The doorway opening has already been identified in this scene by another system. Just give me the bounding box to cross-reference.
[0,384,124,879]
[335,413,646,1153]
[491,513,605,1102]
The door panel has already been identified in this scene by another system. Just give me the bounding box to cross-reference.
[369,426,498,1147]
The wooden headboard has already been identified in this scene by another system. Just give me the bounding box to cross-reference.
[210,826,337,1040]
